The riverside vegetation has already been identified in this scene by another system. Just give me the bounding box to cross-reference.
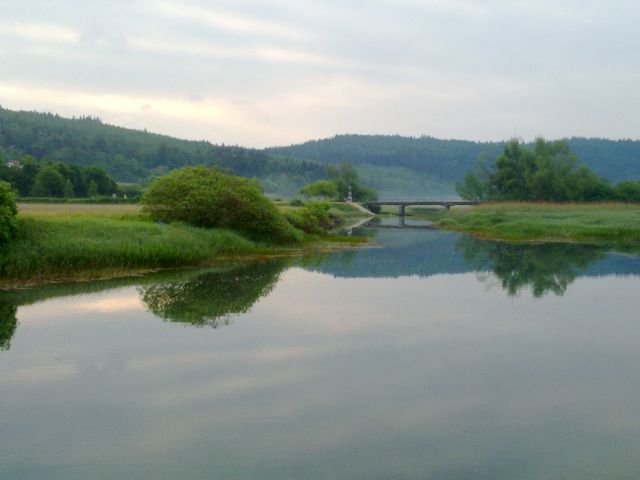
[404,139,640,248]
[421,203,640,248]
[0,167,367,286]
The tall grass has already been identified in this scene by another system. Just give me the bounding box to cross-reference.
[1,214,256,280]
[430,202,640,245]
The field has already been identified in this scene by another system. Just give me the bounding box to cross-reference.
[417,202,640,246]
[17,203,142,219]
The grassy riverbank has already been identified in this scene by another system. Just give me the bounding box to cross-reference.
[419,202,640,246]
[0,203,367,287]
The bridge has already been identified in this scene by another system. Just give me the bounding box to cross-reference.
[365,200,480,216]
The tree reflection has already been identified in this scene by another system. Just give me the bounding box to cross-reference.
[0,301,18,351]
[457,236,605,297]
[139,260,287,327]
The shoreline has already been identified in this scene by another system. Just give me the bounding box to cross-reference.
[1,203,373,290]
[404,202,640,250]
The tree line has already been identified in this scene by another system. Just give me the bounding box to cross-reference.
[0,154,121,198]
[0,107,325,195]
[456,138,640,202]
[269,134,640,184]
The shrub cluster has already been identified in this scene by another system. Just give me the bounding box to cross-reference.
[0,181,17,242]
[141,166,301,244]
[285,201,343,235]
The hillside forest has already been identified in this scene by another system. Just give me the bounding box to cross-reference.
[1,107,639,199]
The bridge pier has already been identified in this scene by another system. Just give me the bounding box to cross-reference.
[399,204,406,217]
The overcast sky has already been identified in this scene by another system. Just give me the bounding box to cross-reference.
[1,0,638,147]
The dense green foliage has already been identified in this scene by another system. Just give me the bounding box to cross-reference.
[0,153,119,198]
[0,107,325,194]
[285,201,343,235]
[141,166,301,244]
[0,181,17,242]
[456,139,639,202]
[299,179,339,199]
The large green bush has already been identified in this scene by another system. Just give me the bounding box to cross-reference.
[0,181,17,242]
[141,166,301,244]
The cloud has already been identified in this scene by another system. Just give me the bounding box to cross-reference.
[0,0,638,145]
[127,35,336,65]
[150,0,312,41]
[0,21,79,43]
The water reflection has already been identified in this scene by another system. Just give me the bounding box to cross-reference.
[457,236,606,297]
[139,260,287,327]
[2,228,640,354]
[0,300,17,351]
[3,230,640,478]
[318,219,640,297]
[0,260,288,351]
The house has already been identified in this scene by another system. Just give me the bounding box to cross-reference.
[6,160,23,169]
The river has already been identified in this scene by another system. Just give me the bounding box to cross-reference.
[2,219,640,479]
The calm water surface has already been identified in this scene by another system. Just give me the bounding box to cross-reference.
[2,220,640,479]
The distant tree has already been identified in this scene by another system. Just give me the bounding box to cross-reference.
[299,179,339,199]
[85,166,117,195]
[491,139,536,200]
[456,155,493,200]
[63,179,75,198]
[30,164,66,197]
[613,181,640,202]
[326,162,378,201]
[458,138,620,202]
[87,180,98,197]
[0,181,17,242]
[14,155,39,196]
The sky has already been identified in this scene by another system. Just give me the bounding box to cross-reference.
[0,0,638,147]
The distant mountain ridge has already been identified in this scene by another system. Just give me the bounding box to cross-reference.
[0,107,325,195]
[268,134,640,184]
[2,107,639,199]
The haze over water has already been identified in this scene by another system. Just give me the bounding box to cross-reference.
[2,224,640,479]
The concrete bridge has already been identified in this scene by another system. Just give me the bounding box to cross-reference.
[365,200,480,216]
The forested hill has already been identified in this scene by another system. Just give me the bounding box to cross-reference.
[0,107,325,193]
[268,134,640,184]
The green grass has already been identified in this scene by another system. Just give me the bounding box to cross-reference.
[274,200,370,219]
[2,202,367,286]
[422,202,640,246]
[1,204,260,283]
